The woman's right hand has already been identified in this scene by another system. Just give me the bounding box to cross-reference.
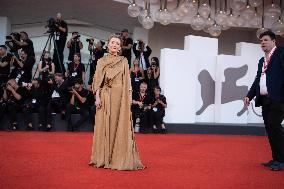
[95,97,102,108]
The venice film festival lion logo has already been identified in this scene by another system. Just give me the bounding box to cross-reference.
[196,64,262,117]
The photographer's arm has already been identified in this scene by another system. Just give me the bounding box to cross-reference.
[57,26,66,33]
[0,60,9,67]
[3,88,7,100]
[74,91,86,104]
[12,37,28,47]
[153,67,160,79]
[67,39,72,48]
[10,88,22,101]
[50,63,55,74]
[70,93,75,105]
[79,41,83,49]
[82,71,86,84]
[13,56,24,68]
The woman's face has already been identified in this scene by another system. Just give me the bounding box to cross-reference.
[133,59,139,66]
[44,53,50,60]
[108,37,121,55]
[74,54,80,62]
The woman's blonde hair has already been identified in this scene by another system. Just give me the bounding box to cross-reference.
[108,33,123,47]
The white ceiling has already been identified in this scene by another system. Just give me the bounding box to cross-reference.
[0,0,140,32]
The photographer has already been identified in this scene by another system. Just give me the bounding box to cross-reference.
[121,29,133,68]
[10,49,35,85]
[0,45,12,86]
[150,86,167,133]
[5,32,21,58]
[38,51,55,94]
[132,82,152,133]
[66,79,89,131]
[87,39,105,87]
[51,13,68,74]
[11,31,35,58]
[133,39,152,72]
[146,58,160,97]
[66,53,85,87]
[46,73,69,131]
[130,58,145,94]
[3,79,26,131]
[67,32,83,62]
[22,78,45,131]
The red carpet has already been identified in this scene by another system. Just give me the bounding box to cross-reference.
[0,132,283,189]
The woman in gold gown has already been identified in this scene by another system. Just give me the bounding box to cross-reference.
[89,34,145,170]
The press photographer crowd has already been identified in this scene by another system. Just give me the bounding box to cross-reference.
[0,13,167,134]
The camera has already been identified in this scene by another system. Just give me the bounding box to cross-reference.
[86,38,94,44]
[5,32,21,53]
[73,34,81,40]
[22,82,32,88]
[45,17,58,33]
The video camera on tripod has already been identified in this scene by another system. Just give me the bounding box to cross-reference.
[45,17,59,34]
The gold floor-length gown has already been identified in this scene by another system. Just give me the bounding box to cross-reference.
[89,54,145,170]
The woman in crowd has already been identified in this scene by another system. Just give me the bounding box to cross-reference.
[146,57,160,97]
[66,53,85,87]
[130,58,145,94]
[89,34,145,170]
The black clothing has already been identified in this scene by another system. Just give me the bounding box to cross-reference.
[10,56,35,84]
[246,47,284,163]
[122,37,133,68]
[130,70,143,94]
[133,42,152,70]
[66,104,89,131]
[73,88,89,110]
[146,72,159,98]
[0,54,12,85]
[68,40,82,61]
[151,95,167,129]
[66,89,89,130]
[88,48,105,85]
[132,91,152,132]
[6,87,26,124]
[21,38,35,57]
[53,20,68,74]
[23,87,45,125]
[67,62,85,86]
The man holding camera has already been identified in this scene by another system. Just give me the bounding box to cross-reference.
[53,13,68,74]
[46,73,69,131]
[0,45,12,86]
[67,32,83,62]
[10,49,35,85]
[11,31,35,58]
[133,39,152,72]
[22,78,45,131]
[66,79,89,131]
[132,82,152,133]
[3,79,26,131]
[87,39,105,87]
[151,86,167,133]
[121,29,133,68]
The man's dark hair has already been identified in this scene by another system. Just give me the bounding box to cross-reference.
[259,30,276,40]
[20,31,29,38]
[21,49,28,55]
[74,53,81,58]
[54,73,63,78]
[154,86,161,91]
[74,78,83,85]
[0,45,7,50]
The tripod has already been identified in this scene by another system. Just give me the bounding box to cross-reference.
[33,32,64,79]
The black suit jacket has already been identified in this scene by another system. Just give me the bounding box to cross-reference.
[247,47,284,107]
[133,42,152,69]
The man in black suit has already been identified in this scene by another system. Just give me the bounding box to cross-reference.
[133,39,152,72]
[244,31,284,171]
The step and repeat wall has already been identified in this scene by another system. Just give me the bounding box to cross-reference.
[160,35,264,124]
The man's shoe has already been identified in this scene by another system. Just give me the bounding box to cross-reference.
[261,160,275,167]
[270,162,284,171]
